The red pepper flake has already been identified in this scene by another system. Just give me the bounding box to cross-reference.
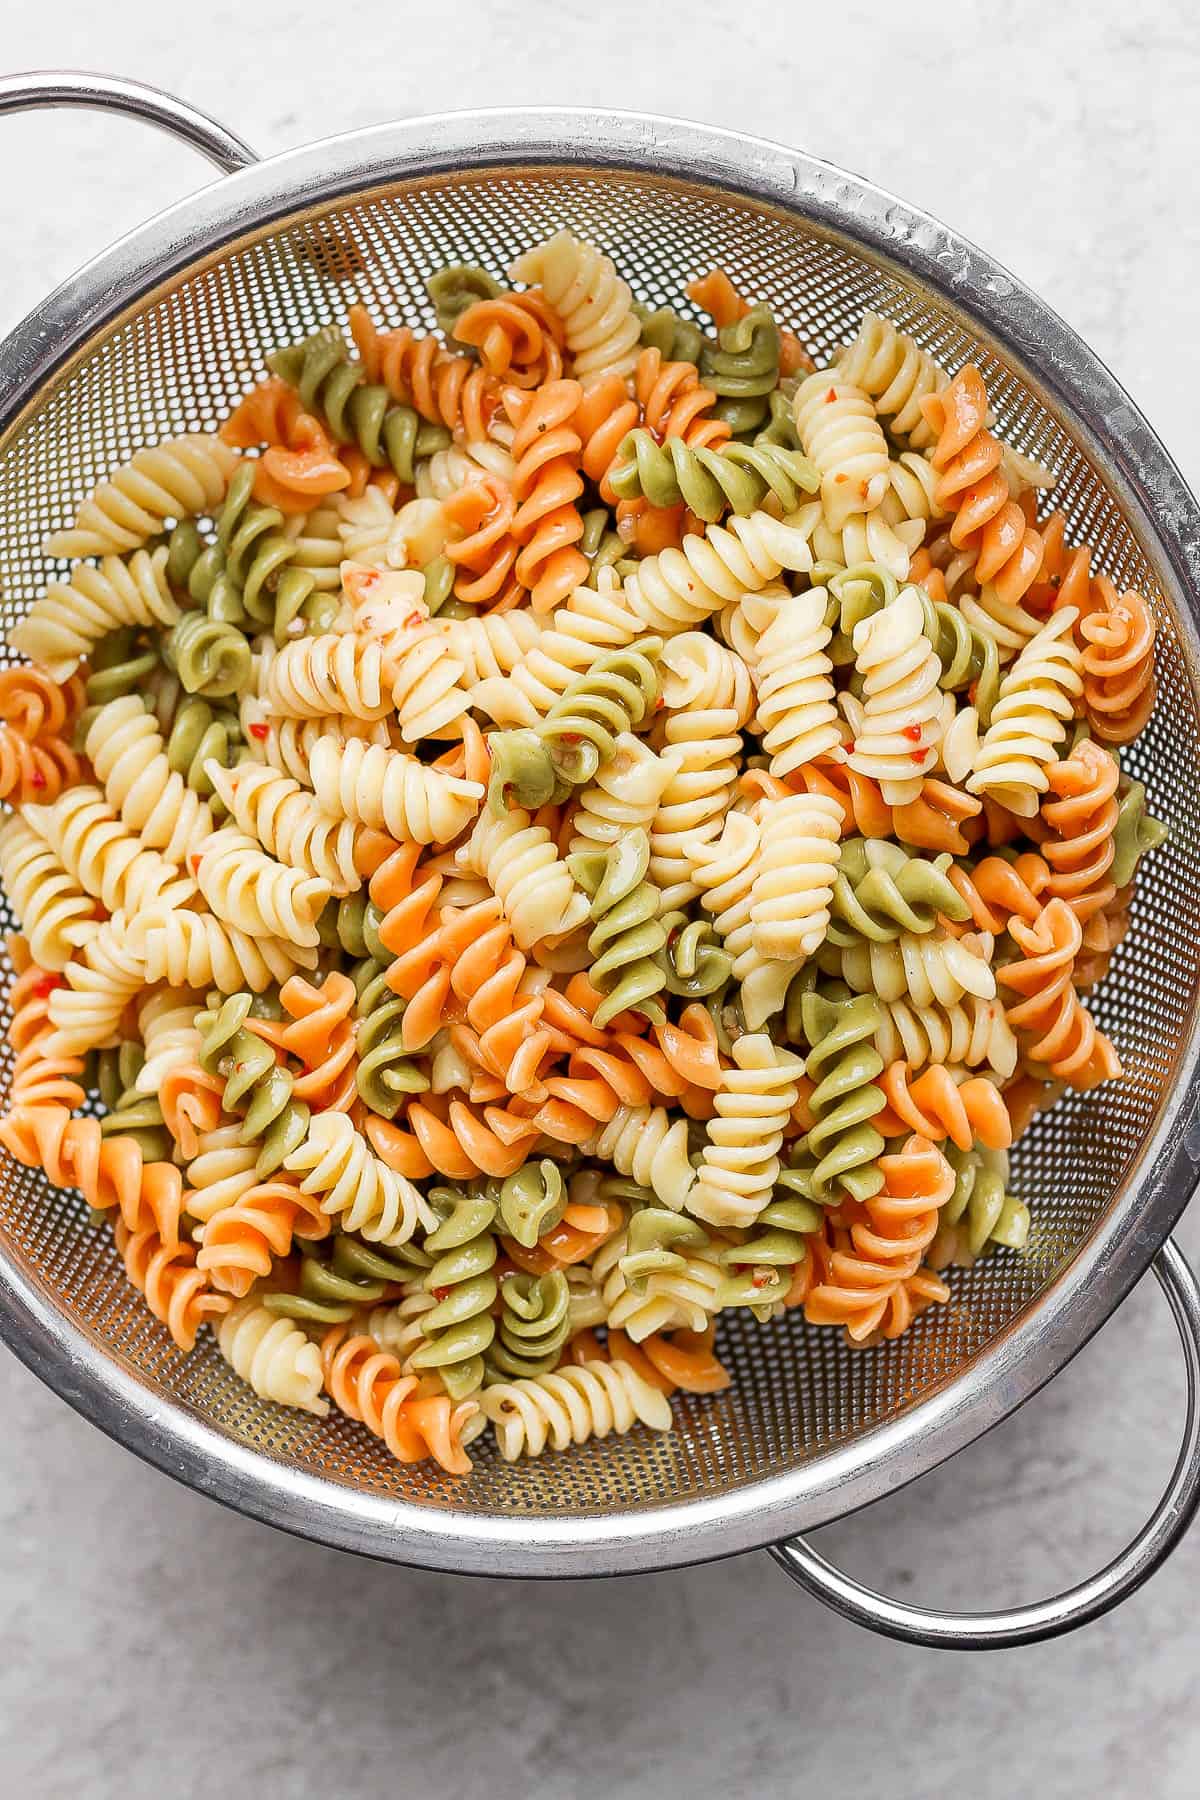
[32,974,60,998]
[825,388,838,403]
[752,1270,773,1289]
[561,731,582,744]
[247,721,270,741]
[834,473,848,483]
[29,768,46,789]
[189,853,203,873]
[432,1285,451,1301]
[653,695,665,712]
[846,739,856,754]
[902,724,923,742]
[403,611,423,630]
[910,749,927,763]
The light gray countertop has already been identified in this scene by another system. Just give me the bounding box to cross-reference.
[2,6,1199,1795]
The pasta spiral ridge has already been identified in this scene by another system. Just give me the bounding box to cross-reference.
[85,695,214,864]
[43,434,239,560]
[689,1033,805,1228]
[10,546,179,679]
[285,1110,436,1246]
[623,507,815,638]
[800,989,887,1203]
[834,311,948,448]
[567,829,668,1029]
[196,827,330,949]
[406,1189,499,1398]
[966,608,1083,817]
[466,804,590,950]
[480,1358,672,1460]
[848,585,945,805]
[217,1296,328,1414]
[922,365,1045,607]
[793,373,890,530]
[610,430,817,523]
[310,737,482,846]
[268,325,451,482]
[751,588,843,775]
[198,993,311,1177]
[503,377,588,612]
[0,815,98,971]
[206,759,369,895]
[997,897,1121,1088]
[509,230,641,389]
[750,793,843,962]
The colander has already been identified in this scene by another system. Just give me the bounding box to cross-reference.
[1,70,1199,1652]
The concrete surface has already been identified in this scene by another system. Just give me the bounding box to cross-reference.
[1,5,1199,1796]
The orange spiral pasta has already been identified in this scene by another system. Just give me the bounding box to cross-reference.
[945,852,1051,935]
[1025,509,1099,622]
[876,1062,1013,1152]
[922,365,1045,606]
[450,289,566,390]
[222,383,348,512]
[249,972,358,1111]
[0,1103,184,1246]
[575,374,640,504]
[1079,580,1157,744]
[0,725,81,805]
[0,668,84,742]
[803,1135,954,1343]
[501,1199,625,1276]
[112,1218,230,1351]
[390,1094,540,1181]
[601,1325,732,1396]
[634,346,732,450]
[348,304,499,442]
[1038,737,1119,926]
[320,1322,477,1474]
[998,897,1122,1088]
[441,475,522,609]
[6,962,87,1110]
[220,376,304,450]
[439,899,554,1095]
[159,1062,225,1161]
[196,1176,331,1297]
[503,378,588,612]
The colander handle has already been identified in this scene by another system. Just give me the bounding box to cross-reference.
[0,71,257,173]
[770,1236,1200,1649]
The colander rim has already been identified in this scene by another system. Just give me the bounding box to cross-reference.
[1,106,1199,1575]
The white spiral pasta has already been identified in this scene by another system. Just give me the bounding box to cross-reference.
[85,696,214,865]
[437,608,543,688]
[623,507,816,638]
[239,699,395,788]
[465,806,590,949]
[387,632,471,741]
[750,793,842,961]
[186,1124,259,1221]
[205,760,367,895]
[133,906,316,994]
[848,585,945,805]
[195,827,331,947]
[134,989,206,1095]
[752,589,843,776]
[887,450,947,527]
[44,434,239,559]
[959,585,1043,662]
[835,928,997,1007]
[659,630,753,718]
[810,508,923,583]
[361,1291,439,1368]
[688,807,798,1029]
[217,1297,329,1415]
[715,581,790,670]
[310,737,482,845]
[966,607,1083,815]
[0,814,97,971]
[793,373,890,530]
[284,1110,436,1247]
[8,546,179,680]
[336,487,401,566]
[592,1232,723,1341]
[261,632,391,721]
[584,1103,696,1212]
[874,995,1019,1079]
[509,229,641,388]
[688,1033,804,1228]
[470,571,642,725]
[834,311,949,449]
[415,441,516,501]
[480,1358,672,1461]
[23,785,196,918]
[569,733,673,857]
[45,911,145,1055]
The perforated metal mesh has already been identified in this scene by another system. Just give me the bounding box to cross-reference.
[0,166,1196,1521]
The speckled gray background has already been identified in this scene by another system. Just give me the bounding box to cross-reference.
[2,6,1199,1796]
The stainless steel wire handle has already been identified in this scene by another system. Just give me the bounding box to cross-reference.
[0,70,257,173]
[771,1236,1200,1649]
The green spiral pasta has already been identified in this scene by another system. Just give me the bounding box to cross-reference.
[619,1206,710,1287]
[406,1187,498,1399]
[936,1145,1030,1262]
[828,838,970,946]
[800,989,886,1204]
[568,830,668,1029]
[353,957,429,1118]
[719,1194,823,1311]
[420,554,458,617]
[655,909,733,999]
[427,263,502,337]
[166,516,245,626]
[698,304,781,436]
[93,1041,172,1162]
[497,1158,567,1250]
[609,430,817,524]
[539,637,663,785]
[1112,777,1169,886]
[487,1269,572,1379]
[165,696,242,802]
[84,627,160,712]
[922,595,1002,727]
[579,506,632,589]
[197,992,310,1176]
[164,608,252,700]
[634,301,705,366]
[263,1233,429,1325]
[754,386,803,451]
[317,892,387,959]
[268,325,451,484]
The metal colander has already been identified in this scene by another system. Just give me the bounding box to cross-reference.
[1,74,1199,1649]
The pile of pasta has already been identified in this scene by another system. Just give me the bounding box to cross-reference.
[0,230,1168,1476]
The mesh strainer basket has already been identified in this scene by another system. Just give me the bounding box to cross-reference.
[2,71,1200,1651]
